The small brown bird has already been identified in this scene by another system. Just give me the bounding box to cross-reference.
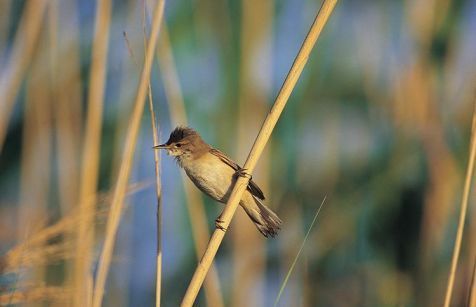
[154,126,282,237]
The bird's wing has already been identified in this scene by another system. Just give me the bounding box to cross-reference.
[209,148,265,200]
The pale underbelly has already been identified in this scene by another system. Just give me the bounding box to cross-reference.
[183,162,236,203]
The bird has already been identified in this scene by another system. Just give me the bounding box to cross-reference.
[154,126,282,237]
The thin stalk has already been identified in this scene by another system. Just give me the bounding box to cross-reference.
[0,0,49,152]
[156,23,224,307]
[469,257,476,307]
[180,1,338,305]
[52,0,82,216]
[74,0,112,305]
[274,196,326,306]
[150,86,163,307]
[91,1,165,306]
[142,3,163,306]
[18,29,53,289]
[444,102,476,307]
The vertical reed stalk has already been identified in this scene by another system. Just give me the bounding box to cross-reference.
[149,86,163,307]
[48,0,82,295]
[18,30,53,286]
[52,0,82,217]
[0,0,48,152]
[74,0,112,305]
[92,1,165,306]
[142,3,163,305]
[156,23,225,307]
[181,1,338,305]
[443,102,476,307]
[400,4,458,304]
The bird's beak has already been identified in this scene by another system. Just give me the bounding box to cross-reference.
[153,143,169,149]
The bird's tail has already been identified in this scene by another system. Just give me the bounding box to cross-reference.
[241,197,282,238]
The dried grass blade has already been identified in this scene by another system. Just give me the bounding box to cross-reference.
[274,196,326,306]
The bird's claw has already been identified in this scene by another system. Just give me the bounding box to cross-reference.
[215,218,227,232]
[235,168,252,179]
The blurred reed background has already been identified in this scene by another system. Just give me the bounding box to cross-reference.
[1,0,476,306]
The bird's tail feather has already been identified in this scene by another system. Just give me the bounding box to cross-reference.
[241,197,282,238]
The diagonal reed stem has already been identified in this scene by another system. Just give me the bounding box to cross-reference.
[180,1,338,305]
[91,1,165,306]
[443,100,476,307]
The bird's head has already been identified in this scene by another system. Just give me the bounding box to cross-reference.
[154,127,209,161]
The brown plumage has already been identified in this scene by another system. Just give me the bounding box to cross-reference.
[155,126,282,237]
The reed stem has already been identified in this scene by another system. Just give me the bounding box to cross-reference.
[443,101,476,307]
[180,1,338,305]
[91,1,165,306]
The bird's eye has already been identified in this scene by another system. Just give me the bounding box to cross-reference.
[175,143,182,148]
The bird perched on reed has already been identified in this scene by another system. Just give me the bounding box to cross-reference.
[154,126,282,237]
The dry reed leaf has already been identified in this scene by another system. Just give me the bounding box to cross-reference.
[0,286,71,305]
[1,183,148,274]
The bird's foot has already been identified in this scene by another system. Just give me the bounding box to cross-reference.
[235,168,252,179]
[215,217,227,232]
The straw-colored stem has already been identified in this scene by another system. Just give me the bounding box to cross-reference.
[150,87,163,307]
[443,102,476,307]
[147,79,162,307]
[157,23,224,307]
[18,31,53,287]
[142,4,163,305]
[469,258,476,307]
[0,0,48,152]
[180,1,338,305]
[92,1,165,306]
[52,0,82,216]
[50,0,83,300]
[73,0,112,305]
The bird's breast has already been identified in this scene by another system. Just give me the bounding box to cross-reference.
[182,155,235,203]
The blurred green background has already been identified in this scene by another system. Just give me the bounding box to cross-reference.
[1,0,476,306]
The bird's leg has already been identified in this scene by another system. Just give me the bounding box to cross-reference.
[235,168,252,179]
[215,216,227,232]
[216,168,250,233]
